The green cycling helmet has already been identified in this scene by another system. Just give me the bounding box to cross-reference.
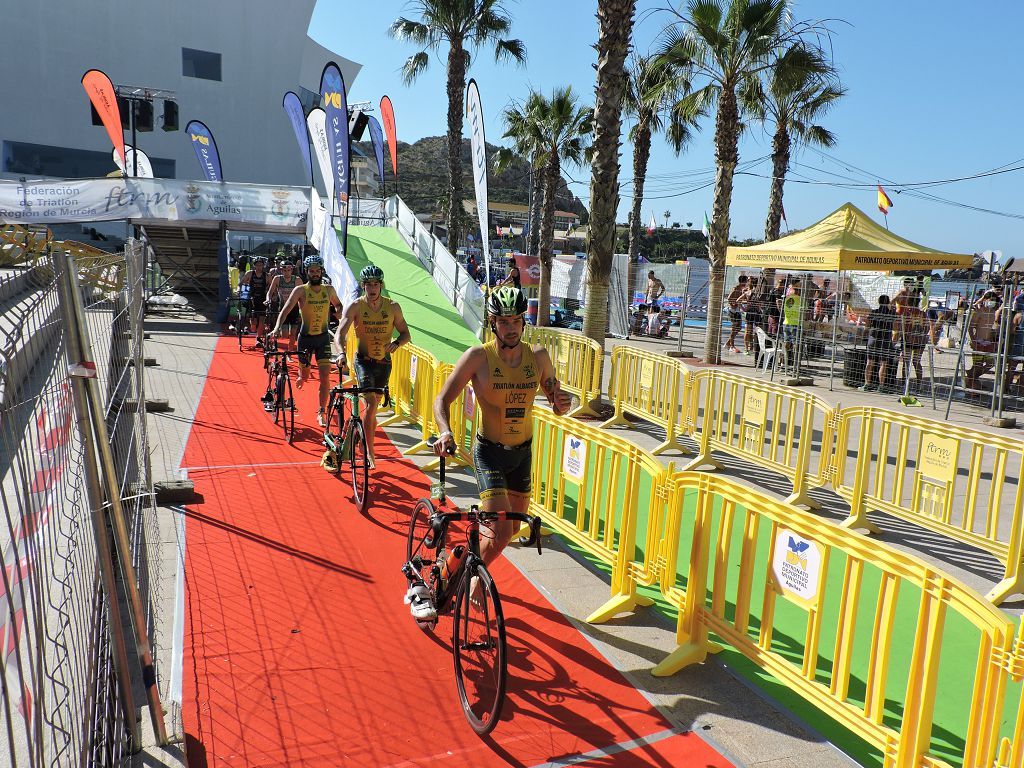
[487,286,528,317]
[360,264,385,283]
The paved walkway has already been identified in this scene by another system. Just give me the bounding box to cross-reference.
[142,308,860,767]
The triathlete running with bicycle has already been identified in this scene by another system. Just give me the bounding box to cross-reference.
[270,254,343,426]
[266,259,301,351]
[239,256,270,343]
[405,286,571,620]
[333,264,411,467]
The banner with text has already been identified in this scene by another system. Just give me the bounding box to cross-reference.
[282,91,313,184]
[112,145,154,179]
[367,115,385,192]
[465,79,491,286]
[81,69,126,170]
[0,178,308,229]
[306,107,335,211]
[184,120,223,182]
[320,62,350,255]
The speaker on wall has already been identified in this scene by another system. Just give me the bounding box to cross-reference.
[162,100,179,131]
[348,110,368,142]
[135,100,154,131]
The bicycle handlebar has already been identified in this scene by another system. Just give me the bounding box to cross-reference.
[330,385,391,408]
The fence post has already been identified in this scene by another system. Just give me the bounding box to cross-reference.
[57,252,142,750]
[682,373,723,472]
[839,411,882,534]
[783,399,822,510]
[65,254,168,745]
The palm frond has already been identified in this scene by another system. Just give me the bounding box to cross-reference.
[389,17,434,46]
[493,37,527,65]
[399,51,431,85]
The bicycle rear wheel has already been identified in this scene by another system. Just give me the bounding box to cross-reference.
[348,418,369,511]
[453,561,507,735]
[280,374,295,443]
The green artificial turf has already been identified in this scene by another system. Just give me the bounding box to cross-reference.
[345,226,478,365]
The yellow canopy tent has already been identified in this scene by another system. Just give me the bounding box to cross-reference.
[726,203,973,272]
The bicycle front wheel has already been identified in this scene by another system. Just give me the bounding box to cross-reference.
[348,418,369,512]
[453,561,507,736]
[281,374,294,444]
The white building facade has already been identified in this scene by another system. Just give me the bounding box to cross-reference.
[0,0,360,187]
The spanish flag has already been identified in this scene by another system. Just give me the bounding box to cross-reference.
[877,185,893,215]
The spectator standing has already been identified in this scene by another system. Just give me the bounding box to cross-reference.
[725,275,748,353]
[965,290,1001,394]
[860,295,895,392]
[895,296,928,390]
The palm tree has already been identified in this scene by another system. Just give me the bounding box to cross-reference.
[390,1,526,249]
[503,89,592,325]
[624,55,699,265]
[659,0,804,364]
[582,0,637,348]
[749,43,844,243]
[494,113,543,256]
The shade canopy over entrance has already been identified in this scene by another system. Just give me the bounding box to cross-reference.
[726,203,973,272]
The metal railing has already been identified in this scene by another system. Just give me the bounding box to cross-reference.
[0,240,167,765]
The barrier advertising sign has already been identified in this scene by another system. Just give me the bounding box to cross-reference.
[772,529,823,609]
[562,434,586,482]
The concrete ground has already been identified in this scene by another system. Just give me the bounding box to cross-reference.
[135,304,1024,767]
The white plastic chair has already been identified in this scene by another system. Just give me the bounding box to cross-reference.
[754,326,776,373]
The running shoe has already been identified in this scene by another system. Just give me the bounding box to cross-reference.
[404,582,437,621]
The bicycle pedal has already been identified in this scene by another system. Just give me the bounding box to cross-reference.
[416,619,437,631]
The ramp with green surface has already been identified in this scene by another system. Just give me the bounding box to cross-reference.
[345,226,477,365]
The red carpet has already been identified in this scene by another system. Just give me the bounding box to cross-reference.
[181,334,731,767]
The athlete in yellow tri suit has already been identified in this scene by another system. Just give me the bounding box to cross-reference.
[433,286,570,565]
[334,264,410,465]
[271,254,342,426]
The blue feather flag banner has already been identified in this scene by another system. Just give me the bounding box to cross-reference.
[282,91,313,185]
[367,115,385,191]
[184,120,223,182]
[319,62,350,254]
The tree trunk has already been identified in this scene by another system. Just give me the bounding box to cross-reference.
[622,114,647,325]
[760,122,791,288]
[583,0,636,349]
[627,115,652,264]
[445,42,467,250]
[702,84,740,365]
[763,122,790,243]
[537,151,560,326]
[529,159,542,255]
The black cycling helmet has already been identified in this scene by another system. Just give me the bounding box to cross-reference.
[359,264,384,283]
[487,286,528,317]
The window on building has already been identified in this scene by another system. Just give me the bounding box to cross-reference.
[182,47,222,81]
[3,141,175,179]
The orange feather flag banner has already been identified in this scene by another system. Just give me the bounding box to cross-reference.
[81,69,125,171]
[877,185,894,215]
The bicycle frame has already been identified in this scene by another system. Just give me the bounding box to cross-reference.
[323,384,389,452]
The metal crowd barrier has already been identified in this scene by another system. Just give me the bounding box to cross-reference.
[651,471,1024,768]
[521,325,604,417]
[529,408,672,623]
[379,342,441,456]
[685,370,835,509]
[832,406,1024,605]
[601,345,690,454]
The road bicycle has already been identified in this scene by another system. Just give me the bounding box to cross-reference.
[230,295,251,350]
[322,375,389,512]
[261,345,295,443]
[402,444,542,736]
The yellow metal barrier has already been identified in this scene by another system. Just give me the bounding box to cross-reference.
[521,325,603,418]
[530,407,673,623]
[684,370,834,509]
[601,345,690,455]
[655,471,1021,768]
[833,406,1024,605]
[379,342,440,455]
[424,362,477,470]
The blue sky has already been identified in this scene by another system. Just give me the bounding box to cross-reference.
[310,1,1024,257]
